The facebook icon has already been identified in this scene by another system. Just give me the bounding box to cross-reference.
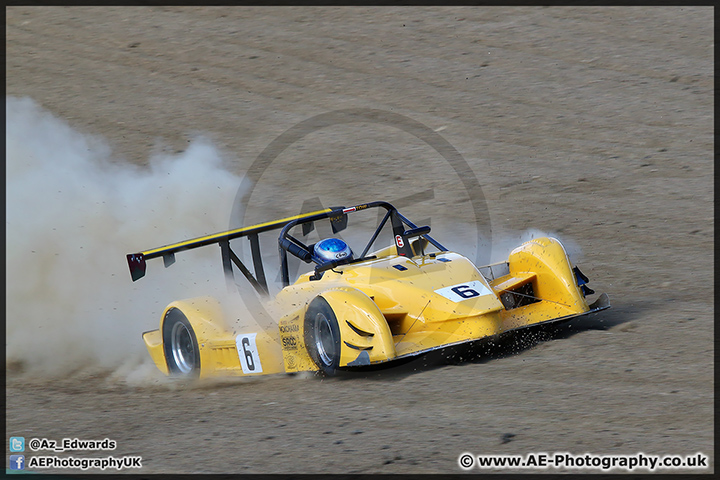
[9,455,25,470]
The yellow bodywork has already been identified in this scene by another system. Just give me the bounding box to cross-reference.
[143,296,284,379]
[142,236,601,378]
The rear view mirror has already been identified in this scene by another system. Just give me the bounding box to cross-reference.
[403,225,431,238]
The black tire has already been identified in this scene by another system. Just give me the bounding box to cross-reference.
[304,296,341,376]
[162,308,201,378]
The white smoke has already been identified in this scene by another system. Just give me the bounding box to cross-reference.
[5,96,250,379]
[488,227,584,266]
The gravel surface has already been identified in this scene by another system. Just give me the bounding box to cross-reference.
[6,6,713,474]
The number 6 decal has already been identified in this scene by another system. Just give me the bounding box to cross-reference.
[435,280,492,303]
[236,333,263,374]
[451,285,480,299]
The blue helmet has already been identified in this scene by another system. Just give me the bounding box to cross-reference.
[314,238,353,263]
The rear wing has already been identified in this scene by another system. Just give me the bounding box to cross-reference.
[126,201,446,295]
[127,207,334,290]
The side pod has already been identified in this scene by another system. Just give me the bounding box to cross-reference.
[496,237,592,331]
[507,237,588,315]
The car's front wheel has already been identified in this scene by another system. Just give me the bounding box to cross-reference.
[163,308,200,378]
[304,296,341,376]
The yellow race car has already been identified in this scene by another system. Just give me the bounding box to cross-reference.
[127,201,609,378]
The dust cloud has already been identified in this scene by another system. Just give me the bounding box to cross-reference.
[5,96,255,379]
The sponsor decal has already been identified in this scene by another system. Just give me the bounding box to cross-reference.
[279,324,300,333]
[282,336,298,350]
[286,355,296,368]
[342,204,367,213]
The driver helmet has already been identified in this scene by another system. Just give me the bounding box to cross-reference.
[314,238,353,263]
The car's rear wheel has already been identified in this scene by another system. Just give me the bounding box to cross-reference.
[304,297,341,376]
[163,308,200,378]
